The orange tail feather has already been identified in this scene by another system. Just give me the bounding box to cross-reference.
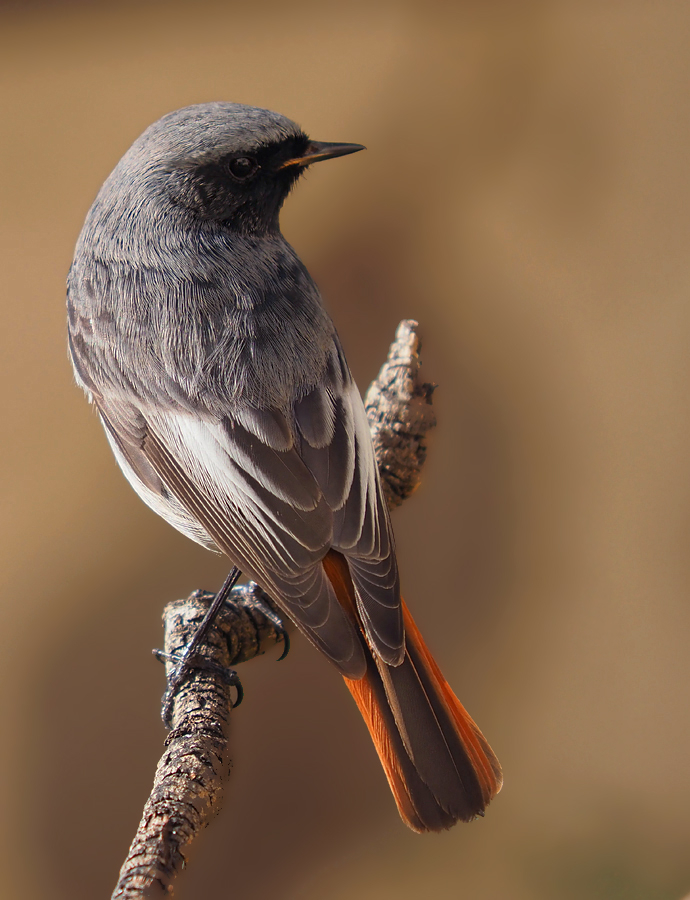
[323,551,502,832]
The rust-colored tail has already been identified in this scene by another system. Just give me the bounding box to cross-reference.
[323,551,502,832]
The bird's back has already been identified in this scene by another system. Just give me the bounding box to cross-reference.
[68,212,336,416]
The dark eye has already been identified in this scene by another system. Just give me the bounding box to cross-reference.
[228,156,258,180]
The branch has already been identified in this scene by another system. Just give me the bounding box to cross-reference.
[111,320,436,899]
[364,319,437,509]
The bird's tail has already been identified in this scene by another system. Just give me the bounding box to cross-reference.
[323,551,502,832]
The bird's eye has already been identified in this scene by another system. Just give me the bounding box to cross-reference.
[228,156,258,180]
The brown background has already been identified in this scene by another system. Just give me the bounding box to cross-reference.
[1,2,689,898]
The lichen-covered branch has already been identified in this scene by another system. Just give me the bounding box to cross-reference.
[111,320,436,899]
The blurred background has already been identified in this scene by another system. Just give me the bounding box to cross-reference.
[1,1,690,898]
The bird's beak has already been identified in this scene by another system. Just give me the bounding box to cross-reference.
[278,141,366,169]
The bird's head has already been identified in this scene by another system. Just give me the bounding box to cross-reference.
[111,102,364,235]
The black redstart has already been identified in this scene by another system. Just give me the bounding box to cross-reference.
[67,102,501,830]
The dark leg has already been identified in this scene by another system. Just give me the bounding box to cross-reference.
[158,566,242,726]
[175,566,242,663]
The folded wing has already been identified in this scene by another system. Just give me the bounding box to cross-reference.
[94,339,403,677]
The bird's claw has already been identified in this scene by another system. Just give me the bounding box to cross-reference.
[232,582,290,660]
[155,648,244,726]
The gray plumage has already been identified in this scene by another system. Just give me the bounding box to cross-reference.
[67,102,402,677]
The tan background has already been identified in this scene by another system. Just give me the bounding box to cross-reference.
[1,1,689,898]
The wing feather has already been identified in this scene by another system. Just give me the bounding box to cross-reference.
[300,342,404,664]
[144,420,365,672]
[95,336,403,673]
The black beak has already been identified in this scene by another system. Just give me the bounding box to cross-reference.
[278,141,366,169]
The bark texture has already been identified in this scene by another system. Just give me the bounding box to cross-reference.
[364,319,437,509]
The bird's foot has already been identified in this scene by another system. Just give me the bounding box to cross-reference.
[155,646,244,726]
[154,566,244,727]
[232,582,291,660]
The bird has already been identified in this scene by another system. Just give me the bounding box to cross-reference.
[67,102,502,832]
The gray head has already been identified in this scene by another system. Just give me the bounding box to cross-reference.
[99,102,364,235]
